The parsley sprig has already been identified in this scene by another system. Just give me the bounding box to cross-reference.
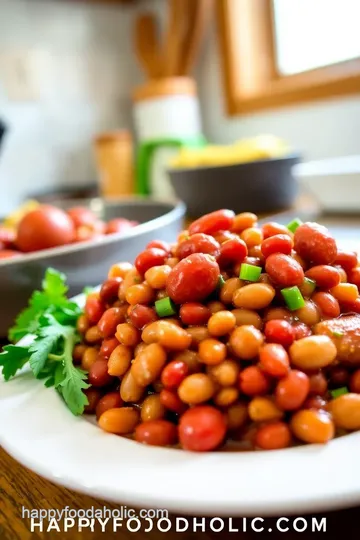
[0,268,89,415]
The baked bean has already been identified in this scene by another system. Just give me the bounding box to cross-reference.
[108,261,133,279]
[96,392,123,419]
[99,337,119,360]
[328,394,360,430]
[290,335,337,370]
[134,342,147,356]
[120,370,145,402]
[180,302,211,325]
[207,301,226,314]
[248,245,265,263]
[248,396,284,422]
[142,320,191,350]
[100,278,122,304]
[81,347,99,371]
[73,343,87,363]
[294,300,320,326]
[172,350,201,373]
[305,265,340,289]
[207,359,239,386]
[198,338,227,365]
[146,240,171,253]
[208,310,236,336]
[131,343,166,386]
[294,222,337,264]
[178,373,215,404]
[336,266,348,283]
[176,233,220,260]
[85,293,105,325]
[348,267,360,289]
[88,360,114,387]
[231,212,257,232]
[135,248,168,275]
[255,422,291,450]
[261,234,293,258]
[141,394,165,422]
[219,278,241,305]
[275,370,309,410]
[85,325,103,344]
[292,251,307,270]
[98,407,140,434]
[144,265,171,289]
[329,366,349,387]
[218,238,248,267]
[239,366,270,396]
[189,209,235,235]
[231,308,262,329]
[125,283,155,305]
[330,283,358,303]
[84,388,101,414]
[115,323,140,347]
[108,344,132,377]
[236,257,262,273]
[265,253,304,287]
[299,277,316,298]
[129,305,158,330]
[290,410,335,444]
[309,372,328,396]
[292,321,312,340]
[77,314,90,335]
[262,221,292,239]
[165,257,179,268]
[161,360,189,389]
[259,343,290,378]
[264,307,293,322]
[214,387,239,407]
[186,326,211,348]
[264,319,294,348]
[119,268,142,299]
[213,230,236,244]
[233,283,275,310]
[334,249,358,272]
[240,227,263,248]
[350,369,360,393]
[160,389,186,414]
[312,292,340,318]
[226,402,248,430]
[98,307,126,339]
[135,420,178,447]
[230,325,264,359]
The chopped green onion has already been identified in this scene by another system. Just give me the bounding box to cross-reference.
[287,218,303,233]
[281,286,305,311]
[330,387,348,399]
[155,297,177,317]
[239,263,262,282]
[218,275,226,288]
[332,330,344,338]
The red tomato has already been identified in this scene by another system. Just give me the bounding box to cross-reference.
[146,240,171,253]
[135,248,168,275]
[218,238,248,267]
[188,209,235,236]
[261,234,293,258]
[265,253,304,287]
[106,218,134,235]
[166,253,220,304]
[275,370,309,410]
[294,222,337,264]
[0,226,16,248]
[176,233,220,260]
[259,343,290,378]
[238,366,270,396]
[255,422,291,450]
[161,360,189,389]
[292,321,312,340]
[67,206,97,228]
[0,249,21,259]
[16,205,75,252]
[178,406,227,451]
[160,389,186,414]
[264,319,294,348]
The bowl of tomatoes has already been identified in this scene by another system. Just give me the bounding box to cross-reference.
[0,197,185,336]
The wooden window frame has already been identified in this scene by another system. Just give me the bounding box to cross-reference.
[217,0,360,116]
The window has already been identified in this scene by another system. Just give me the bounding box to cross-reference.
[217,0,360,115]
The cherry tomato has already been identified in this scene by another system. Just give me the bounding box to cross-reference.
[0,249,21,259]
[135,248,168,275]
[238,366,270,396]
[188,209,235,236]
[129,305,158,329]
[67,206,97,228]
[160,389,186,414]
[179,303,211,325]
[261,234,292,258]
[275,370,309,410]
[264,319,294,348]
[166,253,220,304]
[0,226,16,248]
[265,253,304,287]
[106,218,134,235]
[255,422,291,450]
[294,222,337,264]
[217,238,248,267]
[161,360,189,389]
[85,293,106,325]
[16,205,75,252]
[135,420,178,447]
[305,265,340,289]
[178,406,227,451]
[146,240,171,253]
[259,343,290,378]
[176,233,220,260]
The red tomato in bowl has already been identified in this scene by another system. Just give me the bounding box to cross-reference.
[16,205,75,252]
[0,249,21,259]
[67,206,97,228]
[106,218,135,235]
[0,226,16,248]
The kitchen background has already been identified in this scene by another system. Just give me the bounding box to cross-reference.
[1,0,360,217]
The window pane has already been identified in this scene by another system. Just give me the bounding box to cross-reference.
[273,0,360,75]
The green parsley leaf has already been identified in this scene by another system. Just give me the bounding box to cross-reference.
[0,345,29,380]
[42,267,68,299]
[29,324,62,377]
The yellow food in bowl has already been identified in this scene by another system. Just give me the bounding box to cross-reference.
[3,200,40,229]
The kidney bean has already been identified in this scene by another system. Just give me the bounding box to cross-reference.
[309,372,328,396]
[131,343,166,386]
[260,234,293,258]
[208,310,236,336]
[129,305,157,330]
[100,278,122,304]
[231,308,262,329]
[329,366,349,387]
[120,370,145,402]
[85,325,103,344]
[99,337,119,360]
[83,388,101,414]
[98,407,139,434]
[233,283,275,310]
[179,406,227,451]
[179,303,211,325]
[73,343,87,364]
[161,360,189,389]
[115,323,140,347]
[303,395,327,410]
[107,344,132,377]
[134,248,168,275]
[305,265,340,289]
[294,300,320,326]
[240,227,263,248]
[96,392,123,419]
[248,245,265,264]
[249,396,283,422]
[230,325,264,359]
[77,314,90,335]
[259,343,290,377]
[166,253,220,304]
[292,322,312,341]
[97,307,126,339]
[178,373,215,404]
[189,209,235,236]
[85,293,105,325]
[290,410,334,444]
[312,291,340,318]
[88,360,114,387]
[328,393,360,430]
[176,233,220,260]
[146,240,171,253]
[144,265,171,289]
[265,253,304,287]
[213,230,236,244]
[186,326,211,348]
[214,387,239,407]
[350,369,360,393]
[262,222,292,239]
[275,370,309,410]
[264,307,293,322]
[334,250,358,272]
[135,420,177,447]
[294,222,337,264]
[255,422,291,450]
[264,319,294,348]
[231,212,257,232]
[289,335,337,370]
[141,394,165,422]
[198,338,227,365]
[239,366,270,396]
[160,389,186,414]
[218,238,248,267]
[81,347,99,371]
[207,359,239,386]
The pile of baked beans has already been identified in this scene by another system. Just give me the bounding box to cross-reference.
[75,209,360,451]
